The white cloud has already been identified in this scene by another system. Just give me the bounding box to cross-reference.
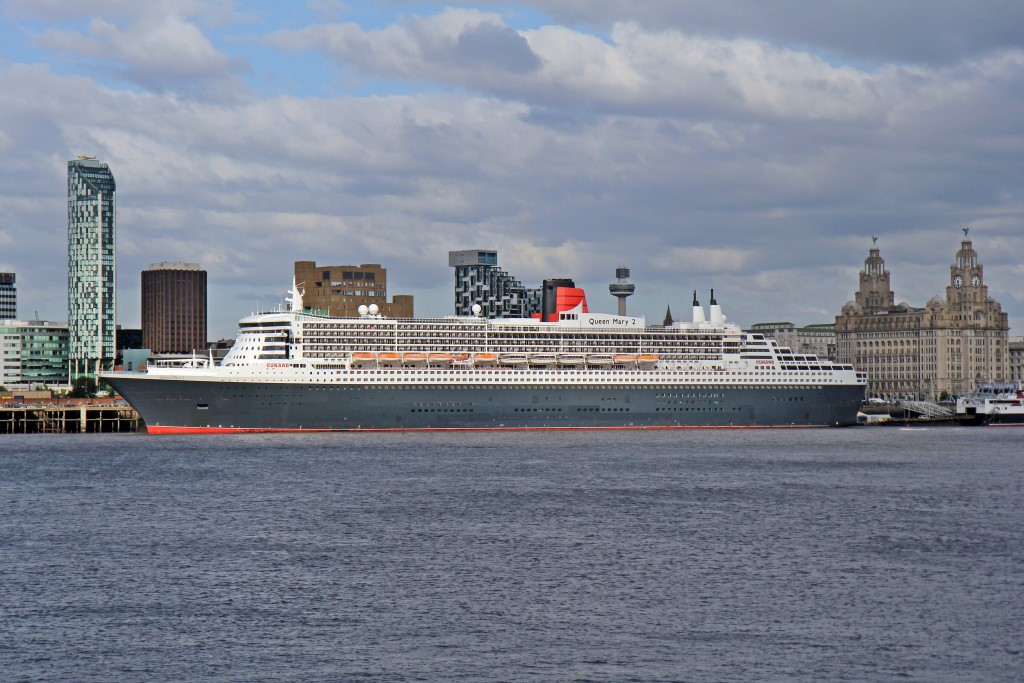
[270,12,890,123]
[0,5,1022,338]
[23,2,248,99]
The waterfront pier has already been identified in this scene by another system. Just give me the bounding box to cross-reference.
[0,405,141,434]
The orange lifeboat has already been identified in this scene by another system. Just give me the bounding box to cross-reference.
[427,353,453,365]
[378,352,401,364]
[637,354,659,366]
[402,352,426,365]
[613,354,637,365]
[351,352,377,364]
[474,353,498,364]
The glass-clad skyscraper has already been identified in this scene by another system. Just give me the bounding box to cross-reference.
[67,157,116,379]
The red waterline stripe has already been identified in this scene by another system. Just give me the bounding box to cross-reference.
[146,424,833,434]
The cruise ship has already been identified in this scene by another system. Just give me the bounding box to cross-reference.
[100,279,867,433]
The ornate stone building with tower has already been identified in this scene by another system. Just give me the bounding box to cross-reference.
[835,233,1009,400]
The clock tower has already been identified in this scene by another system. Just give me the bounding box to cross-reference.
[947,232,986,307]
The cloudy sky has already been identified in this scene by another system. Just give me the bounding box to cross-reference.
[1,0,1022,339]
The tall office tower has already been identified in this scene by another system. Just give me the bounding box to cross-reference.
[67,157,116,379]
[608,267,635,315]
[141,262,208,354]
[295,261,413,318]
[0,273,15,319]
[449,249,541,318]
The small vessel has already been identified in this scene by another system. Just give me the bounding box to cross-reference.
[499,353,529,365]
[351,352,376,364]
[613,354,637,366]
[957,382,1024,426]
[586,354,614,366]
[377,352,401,364]
[473,353,498,365]
[427,353,453,365]
[529,353,558,365]
[402,352,427,365]
[557,354,587,365]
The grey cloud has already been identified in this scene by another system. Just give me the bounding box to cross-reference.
[268,9,541,91]
[453,21,541,73]
[474,0,1024,65]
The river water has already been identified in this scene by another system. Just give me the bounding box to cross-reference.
[2,427,1022,682]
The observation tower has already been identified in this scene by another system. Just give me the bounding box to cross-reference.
[609,267,635,315]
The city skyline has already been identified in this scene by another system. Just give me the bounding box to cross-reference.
[0,1,1021,339]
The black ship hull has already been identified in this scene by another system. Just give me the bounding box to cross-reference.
[104,376,865,433]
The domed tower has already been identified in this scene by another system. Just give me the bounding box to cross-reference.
[855,237,895,312]
[609,267,635,316]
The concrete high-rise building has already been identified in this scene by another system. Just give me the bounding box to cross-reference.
[0,320,69,387]
[142,262,207,354]
[449,249,541,319]
[0,273,15,319]
[835,234,1010,400]
[294,261,413,318]
[67,157,116,379]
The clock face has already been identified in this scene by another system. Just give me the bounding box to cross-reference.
[953,275,964,288]
[971,274,981,287]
